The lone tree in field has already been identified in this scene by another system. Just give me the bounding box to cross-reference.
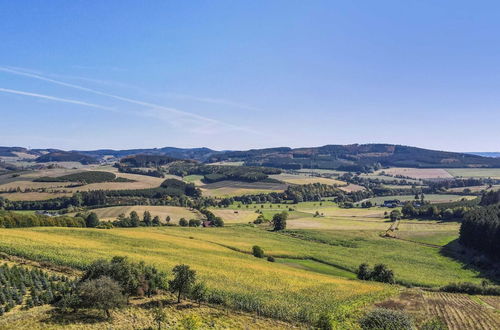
[165,216,171,224]
[143,211,152,226]
[85,212,99,228]
[179,218,188,227]
[272,211,288,231]
[152,216,161,226]
[77,276,126,318]
[390,210,401,222]
[169,264,196,303]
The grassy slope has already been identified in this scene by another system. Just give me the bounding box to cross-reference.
[0,296,294,330]
[0,226,391,324]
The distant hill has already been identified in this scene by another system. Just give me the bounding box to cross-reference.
[209,144,500,170]
[75,147,219,162]
[3,144,500,170]
[466,152,500,158]
[35,151,98,164]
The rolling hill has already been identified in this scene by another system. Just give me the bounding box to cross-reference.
[3,144,500,170]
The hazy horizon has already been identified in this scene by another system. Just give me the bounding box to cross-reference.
[1,1,500,152]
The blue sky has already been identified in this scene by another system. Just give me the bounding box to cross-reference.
[0,1,499,152]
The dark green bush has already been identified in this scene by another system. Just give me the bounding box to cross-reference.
[360,308,413,330]
[252,245,264,258]
[420,317,448,330]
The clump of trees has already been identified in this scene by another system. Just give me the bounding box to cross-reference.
[0,211,86,228]
[34,171,129,184]
[357,263,395,284]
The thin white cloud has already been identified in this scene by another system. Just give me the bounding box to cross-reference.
[0,87,115,112]
[0,66,259,133]
[164,93,264,112]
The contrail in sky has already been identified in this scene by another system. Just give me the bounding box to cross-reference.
[0,87,115,111]
[0,66,258,133]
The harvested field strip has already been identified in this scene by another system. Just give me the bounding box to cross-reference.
[423,292,500,330]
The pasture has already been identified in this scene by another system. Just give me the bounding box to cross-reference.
[361,194,476,205]
[270,173,346,186]
[446,168,500,179]
[376,168,454,179]
[200,180,288,197]
[74,205,201,223]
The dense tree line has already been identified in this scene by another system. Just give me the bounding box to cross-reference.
[34,171,132,184]
[426,178,498,192]
[224,183,371,205]
[480,190,500,206]
[459,203,500,260]
[167,163,281,183]
[119,154,180,167]
[402,202,472,220]
[160,178,201,197]
[115,164,165,178]
[0,211,86,228]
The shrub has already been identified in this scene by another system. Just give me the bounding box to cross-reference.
[252,245,264,258]
[356,263,395,284]
[179,218,188,227]
[188,219,201,227]
[85,212,100,228]
[357,263,371,280]
[420,317,448,330]
[371,264,395,284]
[190,281,208,306]
[267,256,275,262]
[316,312,333,330]
[360,308,413,330]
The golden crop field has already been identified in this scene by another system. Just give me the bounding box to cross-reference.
[0,227,392,324]
[0,192,72,201]
[72,205,202,222]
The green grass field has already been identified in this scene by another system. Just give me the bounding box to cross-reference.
[362,194,477,205]
[446,168,500,179]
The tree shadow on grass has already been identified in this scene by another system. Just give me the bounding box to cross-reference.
[440,239,500,285]
[43,308,108,326]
